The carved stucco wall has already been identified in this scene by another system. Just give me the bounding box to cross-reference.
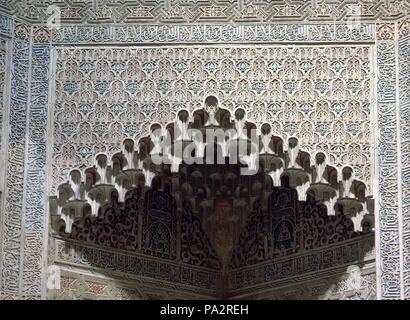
[47,33,378,300]
[0,8,409,299]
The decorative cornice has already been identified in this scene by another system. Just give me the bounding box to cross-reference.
[1,13,380,44]
[50,23,376,44]
[0,0,408,25]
